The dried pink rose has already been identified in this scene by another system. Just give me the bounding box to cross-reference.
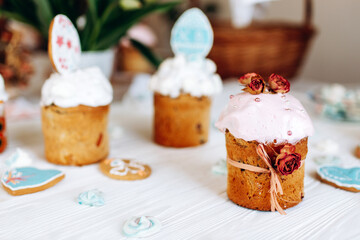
[268,74,290,93]
[275,152,301,175]
[280,144,296,154]
[243,77,266,95]
[238,73,259,85]
[275,144,301,175]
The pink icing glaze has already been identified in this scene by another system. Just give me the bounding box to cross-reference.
[215,92,314,144]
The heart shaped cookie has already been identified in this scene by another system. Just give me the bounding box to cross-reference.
[317,166,360,192]
[1,167,65,196]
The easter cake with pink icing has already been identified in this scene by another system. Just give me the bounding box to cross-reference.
[215,73,314,214]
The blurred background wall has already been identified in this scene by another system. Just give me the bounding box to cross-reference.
[203,0,360,83]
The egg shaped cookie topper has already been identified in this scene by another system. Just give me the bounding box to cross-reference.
[48,14,81,74]
[170,8,213,61]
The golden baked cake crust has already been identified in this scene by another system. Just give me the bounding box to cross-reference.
[226,131,308,211]
[153,93,211,148]
[41,104,109,166]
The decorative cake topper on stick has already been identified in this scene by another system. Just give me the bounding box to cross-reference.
[170,8,213,61]
[48,14,81,74]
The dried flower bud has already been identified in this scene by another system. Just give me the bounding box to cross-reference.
[275,152,301,175]
[243,77,266,95]
[268,74,290,93]
[238,73,260,85]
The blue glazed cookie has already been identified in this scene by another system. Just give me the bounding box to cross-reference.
[317,166,360,192]
[170,8,213,61]
[1,167,65,195]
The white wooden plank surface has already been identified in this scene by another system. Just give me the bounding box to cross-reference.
[0,80,359,240]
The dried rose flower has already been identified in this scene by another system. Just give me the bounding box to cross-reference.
[268,74,290,93]
[243,77,266,95]
[275,145,301,175]
[280,144,296,154]
[238,73,259,85]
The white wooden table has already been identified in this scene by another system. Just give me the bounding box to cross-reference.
[0,78,359,240]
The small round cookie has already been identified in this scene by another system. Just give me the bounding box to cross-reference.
[99,158,151,181]
[1,167,65,196]
[317,166,360,192]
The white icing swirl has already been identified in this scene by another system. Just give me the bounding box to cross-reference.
[150,55,222,98]
[5,148,32,169]
[110,159,145,176]
[41,67,113,108]
[77,189,105,207]
[0,74,8,101]
[123,216,161,238]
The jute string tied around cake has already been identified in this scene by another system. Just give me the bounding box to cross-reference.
[227,144,296,215]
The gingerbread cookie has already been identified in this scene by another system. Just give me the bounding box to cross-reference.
[317,166,360,192]
[48,14,81,74]
[2,167,65,196]
[99,158,151,180]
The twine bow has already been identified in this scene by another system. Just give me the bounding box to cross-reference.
[227,144,286,215]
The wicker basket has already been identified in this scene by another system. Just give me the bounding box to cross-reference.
[208,0,315,79]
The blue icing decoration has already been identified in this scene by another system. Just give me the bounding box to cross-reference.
[212,159,227,175]
[1,167,64,191]
[322,103,346,120]
[77,189,105,207]
[123,216,161,238]
[317,166,360,190]
[5,151,19,167]
[170,8,213,61]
